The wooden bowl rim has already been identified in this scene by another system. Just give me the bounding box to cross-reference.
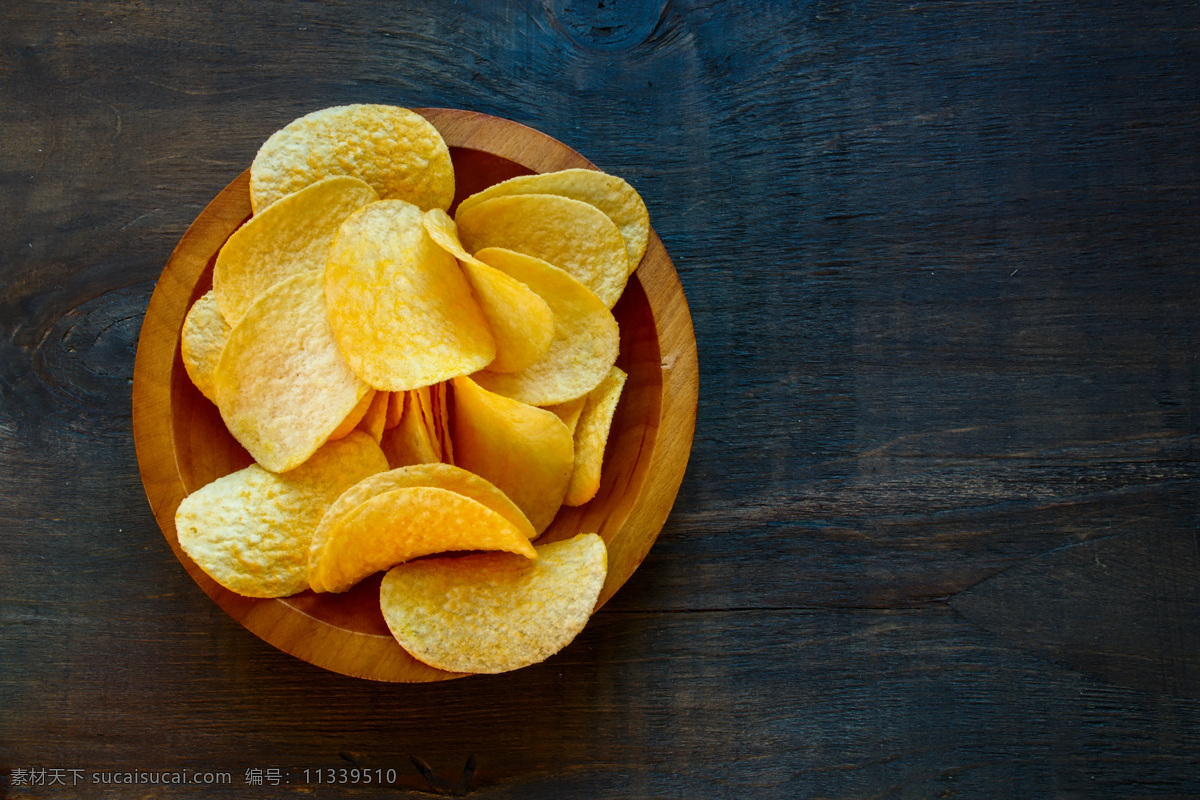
[132,108,698,682]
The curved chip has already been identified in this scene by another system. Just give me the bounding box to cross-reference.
[470,247,619,407]
[423,208,554,373]
[543,395,586,436]
[455,194,631,307]
[175,432,388,598]
[414,385,443,462]
[213,175,378,324]
[250,104,455,214]
[431,381,454,465]
[456,168,649,268]
[450,376,574,535]
[380,533,607,674]
[327,389,377,442]
[385,391,403,430]
[564,366,627,507]
[325,200,496,391]
[380,390,441,469]
[357,387,391,444]
[308,463,536,577]
[308,486,537,594]
[214,272,372,473]
[181,290,230,404]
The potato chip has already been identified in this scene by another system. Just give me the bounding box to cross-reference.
[325,200,496,391]
[213,176,377,324]
[309,486,537,594]
[214,272,372,473]
[456,168,649,268]
[175,432,388,598]
[431,381,454,465]
[470,247,619,406]
[412,385,442,462]
[379,533,607,674]
[543,395,586,436]
[423,208,554,373]
[308,462,536,577]
[181,290,229,404]
[250,104,455,214]
[564,366,627,507]
[450,376,573,535]
[455,193,630,308]
[380,390,441,468]
[327,389,377,442]
[357,388,391,444]
[385,391,403,430]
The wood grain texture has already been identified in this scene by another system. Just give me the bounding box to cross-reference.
[3,0,1200,796]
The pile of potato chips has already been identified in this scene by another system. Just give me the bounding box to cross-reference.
[175,104,649,674]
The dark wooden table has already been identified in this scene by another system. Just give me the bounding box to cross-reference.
[3,1,1199,797]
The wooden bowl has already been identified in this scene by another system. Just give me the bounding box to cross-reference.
[132,108,698,681]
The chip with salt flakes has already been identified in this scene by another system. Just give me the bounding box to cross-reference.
[470,247,619,407]
[326,199,496,391]
[455,193,631,308]
[379,533,607,674]
[213,271,372,473]
[308,486,537,594]
[175,432,387,598]
[250,104,455,214]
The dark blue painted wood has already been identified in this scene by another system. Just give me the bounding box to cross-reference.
[2,0,1199,796]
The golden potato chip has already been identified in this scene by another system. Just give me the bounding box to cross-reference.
[380,390,441,469]
[431,381,454,465]
[379,533,607,674]
[180,290,229,404]
[214,272,372,473]
[213,175,377,324]
[309,486,537,594]
[325,200,496,391]
[456,168,649,268]
[357,388,391,444]
[412,385,442,462]
[543,395,586,436]
[423,208,554,373]
[250,104,455,214]
[308,462,536,577]
[471,247,619,406]
[327,388,376,442]
[385,391,403,429]
[450,376,573,534]
[397,462,537,539]
[412,383,446,460]
[564,366,627,506]
[455,193,630,307]
[175,432,388,598]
